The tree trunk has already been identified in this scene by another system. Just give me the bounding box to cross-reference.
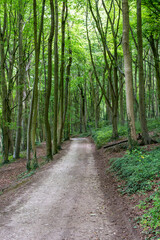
[62,39,72,135]
[119,61,124,125]
[27,0,45,169]
[0,4,10,164]
[53,0,59,155]
[148,53,151,118]
[137,0,150,144]
[22,90,28,150]
[30,0,45,168]
[112,41,119,138]
[58,1,68,146]
[134,57,139,120]
[149,35,160,113]
[65,82,71,140]
[80,92,83,133]
[14,0,24,159]
[122,0,137,146]
[44,0,54,161]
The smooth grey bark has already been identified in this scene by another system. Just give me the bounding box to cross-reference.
[0,3,10,164]
[79,85,87,133]
[134,57,139,120]
[64,82,71,140]
[44,0,54,161]
[31,0,45,161]
[137,0,150,144]
[119,61,124,126]
[22,89,28,150]
[14,0,24,159]
[149,34,160,114]
[58,1,68,146]
[27,0,45,170]
[122,0,137,145]
[53,0,59,155]
[62,34,72,138]
[148,53,152,117]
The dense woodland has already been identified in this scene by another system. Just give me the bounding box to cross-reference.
[0,0,160,168]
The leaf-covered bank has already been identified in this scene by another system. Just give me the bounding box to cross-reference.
[92,119,160,239]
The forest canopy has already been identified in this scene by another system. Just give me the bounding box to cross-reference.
[0,0,159,167]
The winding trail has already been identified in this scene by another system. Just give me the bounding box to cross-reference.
[0,138,138,240]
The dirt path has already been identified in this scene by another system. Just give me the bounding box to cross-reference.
[0,138,140,240]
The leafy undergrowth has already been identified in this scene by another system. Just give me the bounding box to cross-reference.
[137,189,160,239]
[110,147,160,239]
[91,118,160,239]
[92,118,160,148]
[17,170,36,180]
[110,147,160,194]
[0,152,25,167]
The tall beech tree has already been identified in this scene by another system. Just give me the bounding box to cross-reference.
[122,0,137,145]
[58,0,68,146]
[53,0,59,155]
[27,0,45,169]
[44,0,54,161]
[14,0,24,159]
[0,3,9,163]
[62,25,72,141]
[1,0,160,168]
[137,0,150,144]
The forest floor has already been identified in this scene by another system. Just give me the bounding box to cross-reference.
[0,138,158,239]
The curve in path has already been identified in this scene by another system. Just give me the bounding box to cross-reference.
[0,138,135,240]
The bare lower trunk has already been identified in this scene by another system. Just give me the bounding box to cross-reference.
[62,44,72,138]
[112,110,118,139]
[14,0,24,159]
[122,0,137,146]
[27,91,34,170]
[119,70,124,125]
[137,0,150,144]
[53,0,59,155]
[44,0,54,161]
[149,35,160,114]
[0,6,10,164]
[31,0,45,168]
[58,1,68,146]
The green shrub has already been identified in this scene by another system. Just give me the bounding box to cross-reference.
[17,170,36,180]
[110,147,160,194]
[138,188,160,237]
[91,118,160,148]
[91,126,113,148]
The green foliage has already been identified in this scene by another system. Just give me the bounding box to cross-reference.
[147,118,160,135]
[17,170,36,180]
[138,188,160,237]
[91,118,160,148]
[110,147,160,194]
[91,123,131,148]
[0,152,26,167]
[78,132,91,138]
[92,126,113,148]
